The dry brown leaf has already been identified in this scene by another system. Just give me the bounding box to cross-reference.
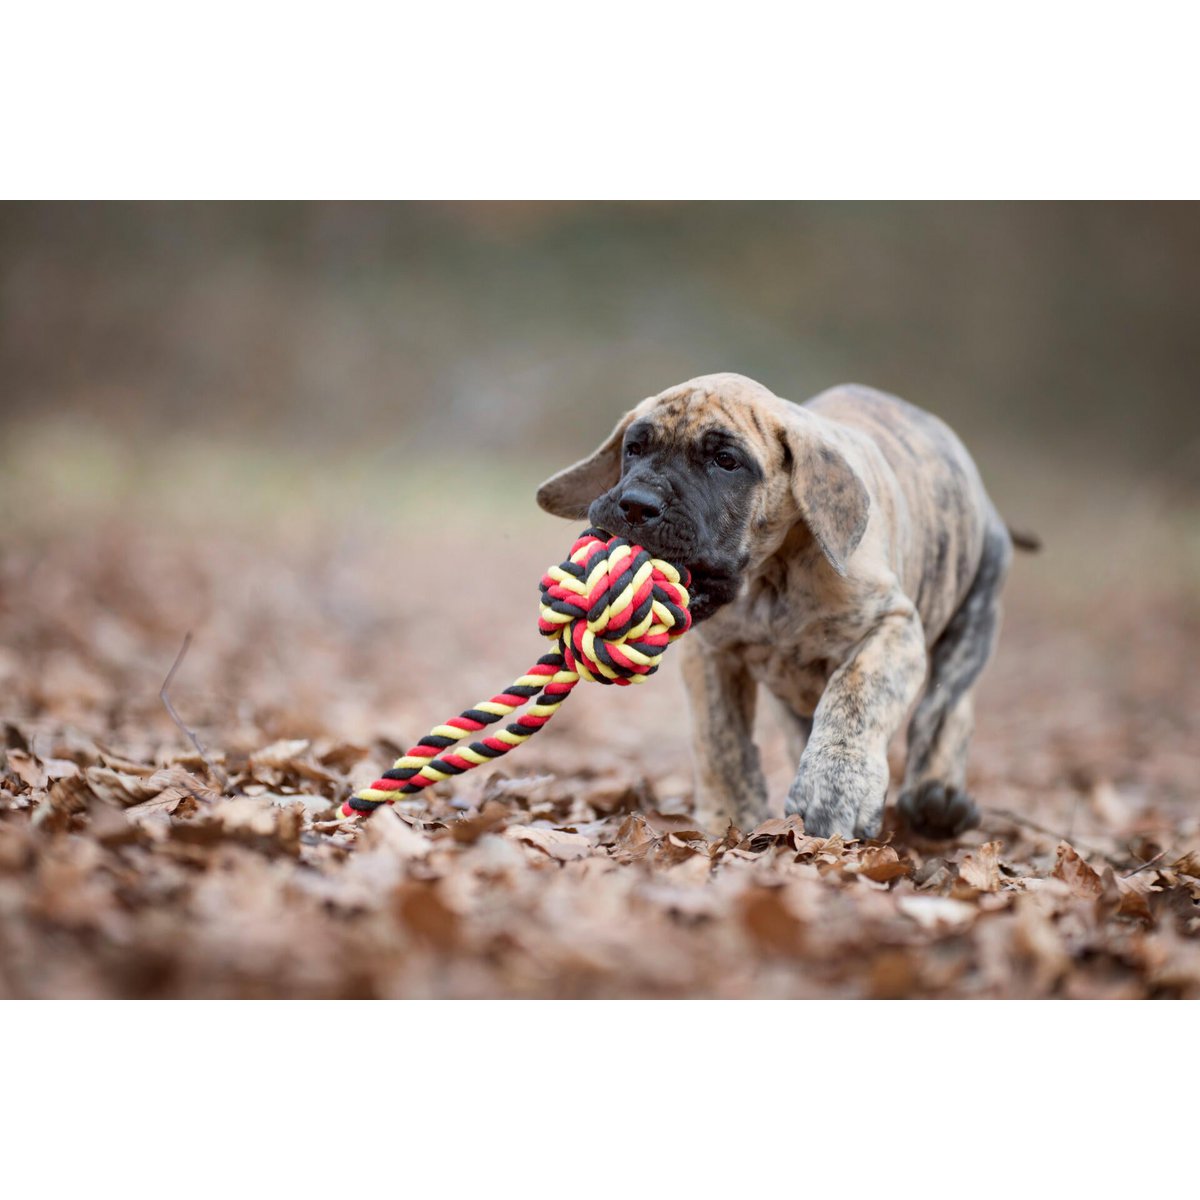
[506,824,592,861]
[365,805,432,859]
[574,777,654,816]
[867,950,921,999]
[250,738,312,768]
[448,802,510,844]
[4,749,46,790]
[657,832,707,867]
[897,895,977,931]
[1171,850,1200,879]
[856,844,913,883]
[793,833,845,861]
[394,881,460,948]
[913,856,955,893]
[124,792,186,821]
[738,885,807,955]
[88,798,154,845]
[201,797,302,855]
[41,757,81,782]
[643,810,708,835]
[1052,842,1104,900]
[83,767,166,808]
[1013,900,1070,991]
[42,773,92,819]
[1105,866,1159,921]
[317,741,370,772]
[611,812,658,863]
[958,841,1003,893]
[97,751,159,777]
[743,816,802,852]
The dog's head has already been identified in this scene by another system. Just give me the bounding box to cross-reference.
[536,373,870,622]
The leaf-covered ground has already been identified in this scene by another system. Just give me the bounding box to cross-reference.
[2,438,1198,997]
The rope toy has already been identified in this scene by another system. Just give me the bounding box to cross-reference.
[343,528,692,816]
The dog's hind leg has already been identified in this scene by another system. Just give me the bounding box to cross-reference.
[898,518,1012,839]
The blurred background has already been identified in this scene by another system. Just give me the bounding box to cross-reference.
[3,202,1199,479]
[1,202,1197,809]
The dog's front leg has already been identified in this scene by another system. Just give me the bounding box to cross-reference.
[679,637,768,834]
[786,604,927,838]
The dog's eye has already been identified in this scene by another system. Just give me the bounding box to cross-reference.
[713,450,740,471]
[625,442,644,458]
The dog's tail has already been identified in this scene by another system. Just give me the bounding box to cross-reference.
[1007,525,1042,553]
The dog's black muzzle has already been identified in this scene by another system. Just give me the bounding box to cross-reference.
[588,489,743,623]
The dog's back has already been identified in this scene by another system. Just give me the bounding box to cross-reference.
[804,383,998,645]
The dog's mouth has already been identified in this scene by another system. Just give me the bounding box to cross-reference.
[588,505,745,624]
[682,562,743,623]
[588,518,739,628]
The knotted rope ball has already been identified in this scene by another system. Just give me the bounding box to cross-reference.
[344,529,691,816]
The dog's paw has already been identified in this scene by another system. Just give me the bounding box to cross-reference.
[786,744,888,840]
[897,781,981,840]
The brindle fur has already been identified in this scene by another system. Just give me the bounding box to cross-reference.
[537,373,1013,840]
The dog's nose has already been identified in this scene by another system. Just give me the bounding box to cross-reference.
[618,488,662,527]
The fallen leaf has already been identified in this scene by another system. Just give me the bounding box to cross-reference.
[201,797,302,855]
[250,738,312,768]
[611,812,658,863]
[364,805,432,859]
[743,816,802,852]
[448,801,510,844]
[958,841,1003,893]
[1052,842,1104,900]
[394,881,460,948]
[317,741,370,772]
[856,844,913,883]
[657,832,707,867]
[83,767,165,808]
[897,895,977,931]
[4,749,46,790]
[738,885,807,955]
[506,824,592,861]
[1106,867,1159,921]
[1013,900,1070,991]
[1171,851,1200,879]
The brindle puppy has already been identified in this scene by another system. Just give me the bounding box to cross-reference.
[537,373,1024,840]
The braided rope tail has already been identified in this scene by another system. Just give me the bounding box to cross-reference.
[343,528,691,816]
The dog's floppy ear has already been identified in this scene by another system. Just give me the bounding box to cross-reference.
[781,409,871,576]
[536,410,635,519]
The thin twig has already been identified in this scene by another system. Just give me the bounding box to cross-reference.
[160,632,228,791]
[1122,849,1166,879]
[986,807,1126,868]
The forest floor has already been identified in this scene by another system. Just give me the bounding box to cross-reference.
[2,431,1198,998]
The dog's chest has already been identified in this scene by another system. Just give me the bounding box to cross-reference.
[697,560,891,716]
